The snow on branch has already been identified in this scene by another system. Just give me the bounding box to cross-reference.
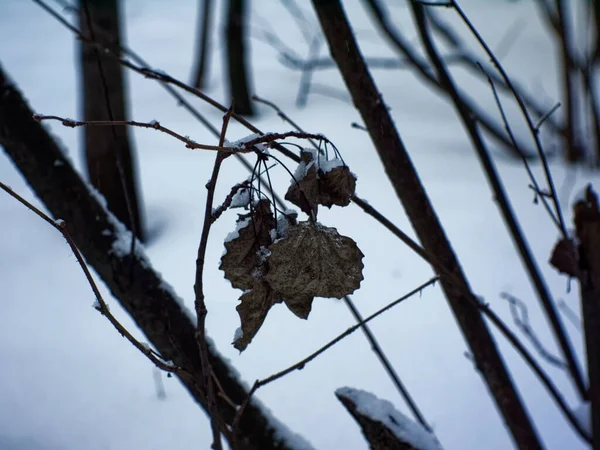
[336,387,443,450]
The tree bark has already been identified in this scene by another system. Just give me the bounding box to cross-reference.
[0,63,308,450]
[225,0,255,116]
[574,187,600,449]
[310,1,542,448]
[191,0,214,89]
[78,0,145,240]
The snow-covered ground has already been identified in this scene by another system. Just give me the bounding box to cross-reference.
[0,1,596,449]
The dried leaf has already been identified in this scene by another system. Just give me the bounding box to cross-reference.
[286,150,357,216]
[266,221,364,313]
[283,294,314,319]
[550,238,580,277]
[233,280,278,351]
[319,165,356,208]
[220,199,276,290]
[285,151,320,217]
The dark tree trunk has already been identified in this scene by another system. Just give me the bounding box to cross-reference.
[78,0,145,241]
[574,188,600,449]
[191,0,214,89]
[310,1,542,448]
[225,0,255,116]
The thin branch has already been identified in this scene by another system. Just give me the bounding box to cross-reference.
[558,299,582,332]
[466,293,591,442]
[480,66,562,231]
[501,293,567,370]
[0,181,181,375]
[361,0,535,158]
[447,0,568,236]
[425,8,564,135]
[193,107,235,450]
[253,95,321,150]
[232,277,440,434]
[33,114,245,153]
[535,102,562,131]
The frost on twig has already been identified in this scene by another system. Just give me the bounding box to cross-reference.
[336,387,443,450]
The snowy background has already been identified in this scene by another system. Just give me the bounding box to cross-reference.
[0,0,596,449]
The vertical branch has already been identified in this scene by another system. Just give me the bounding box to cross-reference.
[194,107,235,450]
[225,0,255,116]
[191,0,214,89]
[554,0,581,162]
[309,1,542,448]
[78,0,145,242]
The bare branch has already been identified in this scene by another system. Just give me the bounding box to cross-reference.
[232,278,440,434]
[0,181,181,375]
[501,293,567,370]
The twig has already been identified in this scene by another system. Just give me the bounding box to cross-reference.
[425,8,564,134]
[535,102,562,131]
[33,114,245,153]
[447,0,568,236]
[557,299,582,332]
[211,181,251,223]
[193,107,235,450]
[480,66,562,231]
[502,293,567,370]
[464,293,591,442]
[0,181,181,375]
[362,0,535,158]
[253,95,321,150]
[232,277,440,434]
[296,35,323,108]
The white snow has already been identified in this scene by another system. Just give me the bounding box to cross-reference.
[230,187,251,208]
[319,157,345,174]
[336,387,443,450]
[0,1,595,450]
[224,216,252,244]
[233,327,243,342]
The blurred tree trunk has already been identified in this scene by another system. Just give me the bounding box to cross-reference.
[191,0,214,89]
[225,0,255,116]
[78,0,145,241]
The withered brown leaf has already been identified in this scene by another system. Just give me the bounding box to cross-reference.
[286,150,357,216]
[550,238,580,277]
[285,151,320,217]
[319,165,357,208]
[233,280,278,351]
[265,221,364,315]
[220,199,276,290]
[283,294,314,319]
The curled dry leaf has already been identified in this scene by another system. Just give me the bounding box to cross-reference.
[220,199,276,290]
[285,151,320,217]
[233,280,278,351]
[319,164,357,208]
[285,150,357,218]
[550,238,580,277]
[265,221,364,317]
